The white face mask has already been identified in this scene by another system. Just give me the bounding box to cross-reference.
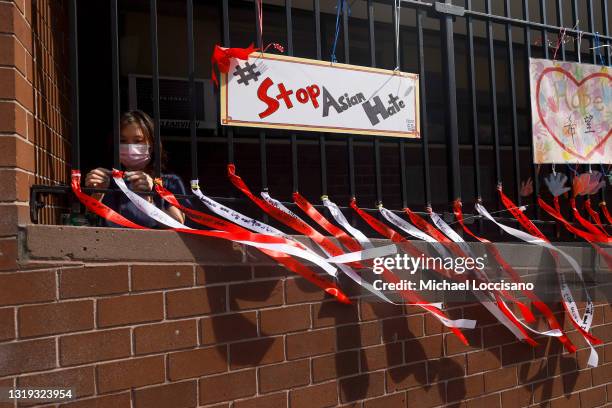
[119,143,151,169]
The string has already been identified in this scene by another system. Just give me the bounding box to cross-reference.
[256,0,263,47]
[553,27,566,60]
[394,0,401,70]
[446,204,531,226]
[330,0,344,63]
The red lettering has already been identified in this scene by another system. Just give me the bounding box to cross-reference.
[306,85,320,108]
[257,77,280,119]
[296,88,309,104]
[275,83,294,109]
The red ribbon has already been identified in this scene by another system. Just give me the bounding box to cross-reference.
[453,199,576,353]
[498,189,601,347]
[601,202,612,225]
[569,198,610,239]
[154,182,350,304]
[211,43,258,86]
[584,199,608,234]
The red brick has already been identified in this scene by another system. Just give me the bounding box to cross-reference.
[483,324,519,347]
[580,385,607,408]
[229,280,284,311]
[467,394,501,408]
[0,338,56,376]
[381,315,424,341]
[18,300,93,338]
[131,264,194,291]
[0,101,27,138]
[405,334,444,363]
[59,328,131,366]
[259,359,310,393]
[312,300,358,328]
[133,381,197,408]
[337,321,381,350]
[501,342,534,365]
[287,328,336,359]
[134,319,198,355]
[97,356,165,393]
[97,293,163,328]
[290,382,338,408]
[166,286,226,318]
[200,311,258,344]
[359,301,405,321]
[0,237,18,271]
[229,336,284,369]
[592,363,612,386]
[338,372,384,403]
[233,392,287,408]
[18,366,95,401]
[168,346,228,380]
[360,342,403,371]
[285,277,327,304]
[405,383,445,408]
[0,135,34,171]
[0,307,14,341]
[59,265,129,298]
[501,386,532,407]
[363,393,406,408]
[427,356,465,382]
[445,328,482,355]
[199,369,256,405]
[196,265,251,284]
[59,392,132,408]
[253,265,290,278]
[466,347,501,374]
[312,350,359,383]
[385,362,427,392]
[260,304,310,335]
[484,366,517,392]
[447,373,484,402]
[0,270,56,306]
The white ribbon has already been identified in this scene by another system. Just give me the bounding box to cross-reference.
[322,197,373,249]
[475,203,597,366]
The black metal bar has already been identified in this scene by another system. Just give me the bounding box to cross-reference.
[465,0,480,202]
[391,2,407,208]
[556,0,566,59]
[313,0,327,196]
[69,0,80,170]
[571,0,580,61]
[504,0,521,204]
[603,0,612,65]
[369,0,382,205]
[110,0,119,170]
[149,0,162,178]
[342,1,355,199]
[186,0,197,181]
[486,0,501,190]
[221,0,234,164]
[540,0,550,59]
[285,0,298,192]
[253,1,267,191]
[523,0,540,219]
[416,8,431,207]
[441,0,460,201]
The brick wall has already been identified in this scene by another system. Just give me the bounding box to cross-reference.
[0,225,609,407]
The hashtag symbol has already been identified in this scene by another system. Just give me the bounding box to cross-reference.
[233,62,261,86]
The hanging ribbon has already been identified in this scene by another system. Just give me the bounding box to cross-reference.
[584,199,608,233]
[451,201,576,351]
[594,32,606,65]
[322,196,373,249]
[569,197,611,240]
[481,197,600,367]
[330,0,345,62]
[210,43,258,86]
[601,202,612,225]
[393,0,401,70]
[154,181,351,303]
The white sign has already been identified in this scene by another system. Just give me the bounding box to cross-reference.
[221,53,420,138]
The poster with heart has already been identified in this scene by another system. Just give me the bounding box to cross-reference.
[529,58,611,164]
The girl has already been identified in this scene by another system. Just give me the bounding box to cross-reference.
[84,110,186,227]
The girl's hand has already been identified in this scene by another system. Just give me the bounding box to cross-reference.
[84,168,111,189]
[126,171,153,192]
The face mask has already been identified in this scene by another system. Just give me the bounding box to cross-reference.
[119,143,151,169]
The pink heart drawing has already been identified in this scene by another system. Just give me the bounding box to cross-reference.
[536,67,611,161]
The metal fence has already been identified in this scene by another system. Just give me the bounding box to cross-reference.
[30,0,611,237]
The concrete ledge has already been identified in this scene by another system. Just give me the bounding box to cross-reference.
[23,224,606,270]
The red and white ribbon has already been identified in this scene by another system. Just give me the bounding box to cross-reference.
[322,196,373,249]
[476,202,600,367]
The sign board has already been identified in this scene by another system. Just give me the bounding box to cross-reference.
[529,58,611,164]
[128,75,217,131]
[220,53,420,138]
